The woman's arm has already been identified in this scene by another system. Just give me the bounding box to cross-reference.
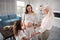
[33,23,41,29]
[30,32,40,38]
[22,37,29,40]
[36,23,41,27]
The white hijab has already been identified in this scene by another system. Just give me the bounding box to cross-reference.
[39,5,54,33]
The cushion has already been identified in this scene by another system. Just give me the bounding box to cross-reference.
[0,23,2,27]
[8,14,17,19]
[3,18,19,23]
[0,15,8,21]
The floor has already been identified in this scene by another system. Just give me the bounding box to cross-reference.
[53,17,60,28]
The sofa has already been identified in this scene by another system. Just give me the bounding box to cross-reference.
[0,14,21,28]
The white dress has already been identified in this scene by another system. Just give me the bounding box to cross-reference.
[15,30,27,40]
[22,13,38,40]
[22,13,37,24]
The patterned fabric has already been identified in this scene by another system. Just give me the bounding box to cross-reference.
[22,13,37,24]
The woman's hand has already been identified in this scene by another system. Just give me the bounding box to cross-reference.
[33,23,41,29]
[28,22,33,27]
[30,32,40,38]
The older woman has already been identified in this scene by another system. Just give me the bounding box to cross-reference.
[31,5,54,40]
[39,5,54,40]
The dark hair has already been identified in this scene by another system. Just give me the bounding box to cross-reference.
[25,4,34,14]
[13,20,22,36]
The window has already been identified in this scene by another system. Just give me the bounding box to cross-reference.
[16,1,25,17]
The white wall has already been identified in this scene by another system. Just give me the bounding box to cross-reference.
[0,0,60,16]
[48,0,60,12]
[0,0,30,16]
[0,0,16,16]
[18,0,30,6]
[28,0,60,13]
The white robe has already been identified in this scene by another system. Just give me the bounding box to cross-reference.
[39,8,54,33]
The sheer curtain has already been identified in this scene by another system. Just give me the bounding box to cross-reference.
[0,0,16,16]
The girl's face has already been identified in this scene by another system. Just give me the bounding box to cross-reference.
[21,23,26,29]
[43,7,49,14]
[22,26,26,29]
[27,6,32,12]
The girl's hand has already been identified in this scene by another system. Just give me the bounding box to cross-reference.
[37,23,41,27]
[28,22,33,27]
[35,32,40,35]
[22,37,29,40]
[34,23,41,27]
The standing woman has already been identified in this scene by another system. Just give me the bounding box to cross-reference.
[22,4,38,40]
[39,5,54,40]
[33,5,54,40]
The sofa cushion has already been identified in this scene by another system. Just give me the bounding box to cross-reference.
[0,15,8,21]
[0,23,2,27]
[2,22,10,26]
[8,14,17,19]
[3,18,19,23]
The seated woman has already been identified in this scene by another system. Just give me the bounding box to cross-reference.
[13,20,28,40]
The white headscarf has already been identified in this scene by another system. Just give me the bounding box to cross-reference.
[39,5,54,33]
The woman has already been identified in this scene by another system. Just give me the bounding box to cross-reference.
[13,20,28,40]
[32,5,54,40]
[22,4,38,40]
[39,5,54,40]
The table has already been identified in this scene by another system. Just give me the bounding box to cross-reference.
[0,26,15,40]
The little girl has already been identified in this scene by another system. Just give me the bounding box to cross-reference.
[13,20,28,40]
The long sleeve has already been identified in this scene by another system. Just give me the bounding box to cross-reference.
[39,11,54,33]
[38,5,55,33]
[39,17,49,33]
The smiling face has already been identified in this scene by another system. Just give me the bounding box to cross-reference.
[27,6,32,13]
[25,4,33,14]
[43,7,49,14]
